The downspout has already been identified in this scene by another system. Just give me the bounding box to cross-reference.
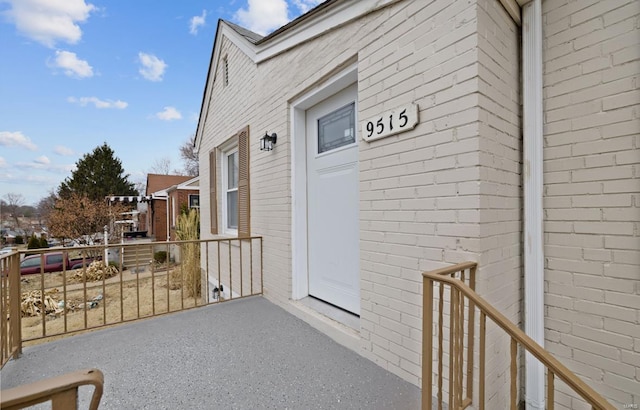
[521,0,544,408]
[166,194,170,242]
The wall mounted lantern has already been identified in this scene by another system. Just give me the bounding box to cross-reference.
[260,132,277,151]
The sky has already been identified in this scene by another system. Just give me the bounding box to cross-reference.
[0,0,321,206]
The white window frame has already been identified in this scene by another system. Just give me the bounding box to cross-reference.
[221,144,238,236]
[189,194,200,209]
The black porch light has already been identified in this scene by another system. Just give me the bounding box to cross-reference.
[260,132,277,151]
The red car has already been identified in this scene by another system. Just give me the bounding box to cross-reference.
[19,252,97,275]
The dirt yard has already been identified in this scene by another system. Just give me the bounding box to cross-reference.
[19,264,205,345]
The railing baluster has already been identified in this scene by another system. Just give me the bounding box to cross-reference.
[205,241,209,303]
[511,337,517,410]
[63,253,68,333]
[151,249,156,316]
[180,245,185,310]
[457,284,464,407]
[217,240,221,302]
[40,255,46,337]
[548,370,554,410]
[119,247,124,322]
[135,247,140,319]
[466,266,476,401]
[101,255,107,325]
[249,239,253,294]
[438,282,444,410]
[422,275,433,410]
[166,242,170,312]
[239,240,243,297]
[228,240,232,300]
[479,311,486,410]
[449,285,456,409]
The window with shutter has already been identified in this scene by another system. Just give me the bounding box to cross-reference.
[218,126,250,238]
[237,126,250,237]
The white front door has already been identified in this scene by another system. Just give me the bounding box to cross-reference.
[306,84,360,315]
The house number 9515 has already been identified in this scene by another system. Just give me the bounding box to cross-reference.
[361,103,419,142]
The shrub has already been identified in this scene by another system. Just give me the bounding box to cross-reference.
[15,235,24,244]
[39,237,49,248]
[173,209,201,297]
[154,251,167,264]
[27,235,40,249]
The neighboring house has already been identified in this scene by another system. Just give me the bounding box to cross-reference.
[194,0,639,408]
[166,176,200,241]
[145,174,196,241]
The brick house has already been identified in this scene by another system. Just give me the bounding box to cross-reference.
[194,0,639,408]
[145,174,197,241]
[166,176,200,241]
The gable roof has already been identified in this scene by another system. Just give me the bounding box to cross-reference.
[166,175,200,193]
[224,20,263,44]
[194,0,402,151]
[146,174,193,196]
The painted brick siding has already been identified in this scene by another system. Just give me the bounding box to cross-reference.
[475,0,522,407]
[543,0,640,407]
[199,0,520,398]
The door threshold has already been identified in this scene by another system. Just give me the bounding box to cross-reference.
[298,296,360,332]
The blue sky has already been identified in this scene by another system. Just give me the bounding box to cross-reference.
[0,0,320,206]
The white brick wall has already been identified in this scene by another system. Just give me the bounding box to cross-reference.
[543,0,640,407]
[201,0,519,393]
[196,0,640,407]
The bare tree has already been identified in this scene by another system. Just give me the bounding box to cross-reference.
[149,157,176,175]
[179,134,199,176]
[3,193,25,227]
[37,190,58,225]
[47,194,128,246]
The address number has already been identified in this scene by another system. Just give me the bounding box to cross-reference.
[361,103,419,142]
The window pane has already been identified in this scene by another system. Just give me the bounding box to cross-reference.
[21,258,41,268]
[318,102,355,154]
[227,190,238,229]
[227,152,238,189]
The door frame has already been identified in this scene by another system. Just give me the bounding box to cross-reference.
[290,63,358,301]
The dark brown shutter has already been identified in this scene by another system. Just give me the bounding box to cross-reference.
[237,126,250,238]
[209,149,218,234]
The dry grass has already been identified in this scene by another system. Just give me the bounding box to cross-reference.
[19,264,205,345]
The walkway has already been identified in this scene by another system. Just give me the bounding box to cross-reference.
[1,296,420,409]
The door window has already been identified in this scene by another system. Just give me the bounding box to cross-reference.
[317,102,355,154]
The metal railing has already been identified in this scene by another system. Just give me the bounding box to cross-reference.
[421,262,614,410]
[1,237,262,367]
[1,251,22,366]
[1,368,103,410]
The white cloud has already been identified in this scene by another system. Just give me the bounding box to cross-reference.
[291,0,321,13]
[189,10,207,35]
[3,0,96,48]
[234,0,289,36]
[54,145,75,156]
[16,159,72,173]
[155,106,182,121]
[67,96,128,109]
[0,131,38,151]
[138,52,167,82]
[0,157,6,167]
[34,155,51,165]
[51,50,93,78]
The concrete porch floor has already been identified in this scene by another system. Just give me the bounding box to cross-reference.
[1,296,420,409]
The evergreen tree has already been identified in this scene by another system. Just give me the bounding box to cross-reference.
[58,143,137,200]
